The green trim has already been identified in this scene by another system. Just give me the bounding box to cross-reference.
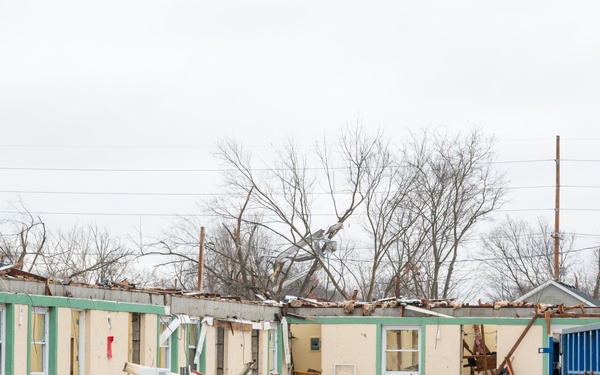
[277,327,283,375]
[0,292,166,314]
[170,327,179,373]
[156,318,161,367]
[5,305,14,375]
[542,326,549,375]
[48,308,58,375]
[199,334,206,374]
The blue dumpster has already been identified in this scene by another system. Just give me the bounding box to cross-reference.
[561,323,600,375]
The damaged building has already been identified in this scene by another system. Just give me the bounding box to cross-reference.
[0,266,599,375]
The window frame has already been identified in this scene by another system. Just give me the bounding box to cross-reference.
[159,315,172,369]
[382,325,421,375]
[186,319,200,370]
[268,326,278,374]
[30,307,49,375]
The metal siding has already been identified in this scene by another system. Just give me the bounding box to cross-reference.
[562,325,600,374]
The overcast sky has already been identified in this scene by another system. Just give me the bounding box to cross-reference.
[1,1,600,264]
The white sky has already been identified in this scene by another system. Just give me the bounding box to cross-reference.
[1,1,600,266]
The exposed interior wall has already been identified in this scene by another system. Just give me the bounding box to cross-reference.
[13,304,28,375]
[140,314,158,367]
[224,325,253,375]
[321,324,376,375]
[85,310,130,375]
[290,324,322,373]
[461,324,497,374]
[425,324,461,375]
[497,324,543,375]
[56,307,71,375]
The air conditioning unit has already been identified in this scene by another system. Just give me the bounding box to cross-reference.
[138,368,171,375]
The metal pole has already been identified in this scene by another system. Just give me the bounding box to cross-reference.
[198,226,205,291]
[554,135,561,280]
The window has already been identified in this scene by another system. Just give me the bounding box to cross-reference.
[187,321,200,370]
[30,308,49,375]
[159,316,171,369]
[268,327,278,374]
[383,326,420,375]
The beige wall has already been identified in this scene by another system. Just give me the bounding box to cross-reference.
[321,324,376,375]
[56,308,72,375]
[204,325,217,374]
[13,304,28,375]
[85,310,131,375]
[425,324,461,375]
[224,326,252,375]
[140,314,158,367]
[177,324,189,370]
[497,324,543,375]
[290,324,322,373]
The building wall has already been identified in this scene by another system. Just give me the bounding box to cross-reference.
[85,310,130,375]
[204,324,217,374]
[425,324,461,375]
[13,304,28,375]
[56,307,71,375]
[321,324,376,375]
[290,324,321,373]
[224,325,253,375]
[497,324,543,375]
[140,313,158,367]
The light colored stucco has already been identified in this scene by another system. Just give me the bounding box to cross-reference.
[425,324,461,375]
[204,325,217,374]
[224,326,253,375]
[321,324,376,375]
[13,304,28,375]
[56,308,71,375]
[290,324,322,373]
[140,314,158,367]
[85,310,130,375]
[497,324,543,375]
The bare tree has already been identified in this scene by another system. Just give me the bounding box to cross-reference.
[480,216,575,300]
[40,224,136,284]
[210,125,389,299]
[0,206,47,272]
[403,127,507,299]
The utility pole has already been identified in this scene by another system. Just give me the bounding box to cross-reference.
[553,135,561,280]
[198,226,205,291]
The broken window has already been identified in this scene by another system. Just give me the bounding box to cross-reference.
[383,326,420,375]
[461,324,497,375]
[187,320,200,371]
[269,327,278,374]
[159,316,172,369]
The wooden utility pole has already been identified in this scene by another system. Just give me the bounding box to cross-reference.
[554,135,561,281]
[198,226,205,291]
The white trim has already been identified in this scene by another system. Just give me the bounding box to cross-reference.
[30,307,49,375]
[76,310,85,375]
[382,325,421,375]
